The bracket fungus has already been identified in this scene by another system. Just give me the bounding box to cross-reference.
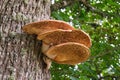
[22,20,74,35]
[37,29,91,53]
[45,42,90,65]
[22,20,92,70]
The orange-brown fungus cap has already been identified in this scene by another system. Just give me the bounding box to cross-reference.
[45,42,90,65]
[37,29,91,48]
[22,20,74,35]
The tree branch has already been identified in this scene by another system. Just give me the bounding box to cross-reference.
[79,0,106,17]
[51,0,78,11]
[51,0,119,18]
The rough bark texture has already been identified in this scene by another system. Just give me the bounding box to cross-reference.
[0,0,51,80]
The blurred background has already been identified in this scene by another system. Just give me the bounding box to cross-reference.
[50,0,120,80]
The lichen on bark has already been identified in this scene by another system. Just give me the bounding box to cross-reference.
[0,0,51,80]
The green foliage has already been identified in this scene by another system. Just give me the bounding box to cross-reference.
[51,0,120,79]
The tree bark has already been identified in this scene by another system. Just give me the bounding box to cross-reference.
[0,0,51,80]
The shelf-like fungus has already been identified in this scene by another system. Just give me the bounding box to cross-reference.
[22,20,92,70]
[45,42,90,65]
[37,29,91,53]
[22,20,74,35]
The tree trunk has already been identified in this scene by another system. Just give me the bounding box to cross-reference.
[0,0,51,80]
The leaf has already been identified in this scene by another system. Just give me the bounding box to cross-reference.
[70,76,79,80]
